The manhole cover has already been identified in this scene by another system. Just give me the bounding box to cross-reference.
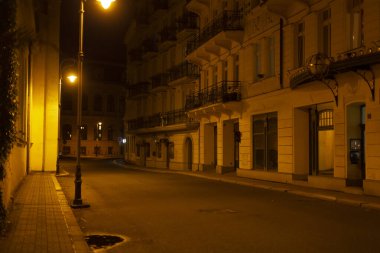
[85,234,127,251]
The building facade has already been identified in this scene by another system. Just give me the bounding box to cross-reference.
[60,61,126,159]
[124,0,380,196]
[0,0,60,210]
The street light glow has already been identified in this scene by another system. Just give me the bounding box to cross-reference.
[97,0,115,9]
[67,74,78,83]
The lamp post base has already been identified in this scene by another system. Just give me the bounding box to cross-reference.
[70,199,90,209]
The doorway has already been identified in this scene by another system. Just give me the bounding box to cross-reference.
[185,137,193,171]
[346,103,366,186]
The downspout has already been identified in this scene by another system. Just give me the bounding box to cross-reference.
[279,18,284,88]
[26,42,32,174]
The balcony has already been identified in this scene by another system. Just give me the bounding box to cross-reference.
[127,109,198,134]
[185,81,241,110]
[142,37,158,58]
[151,73,169,91]
[127,82,150,99]
[186,11,244,63]
[176,12,198,39]
[168,61,199,85]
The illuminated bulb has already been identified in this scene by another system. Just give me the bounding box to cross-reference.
[97,0,115,9]
[67,75,77,83]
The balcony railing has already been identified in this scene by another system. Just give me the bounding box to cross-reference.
[168,61,199,82]
[127,82,150,98]
[177,12,198,33]
[185,81,241,110]
[187,11,243,54]
[127,109,191,131]
[151,73,169,90]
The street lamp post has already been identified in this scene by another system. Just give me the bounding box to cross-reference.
[56,59,77,176]
[71,0,116,208]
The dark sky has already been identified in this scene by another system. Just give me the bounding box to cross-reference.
[60,0,131,63]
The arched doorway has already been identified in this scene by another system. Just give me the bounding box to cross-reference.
[185,137,192,171]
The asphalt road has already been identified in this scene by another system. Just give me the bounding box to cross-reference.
[57,158,380,253]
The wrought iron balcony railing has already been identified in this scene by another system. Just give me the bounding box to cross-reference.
[187,11,243,54]
[168,61,199,83]
[151,73,169,90]
[177,12,198,33]
[185,81,241,110]
[127,109,191,131]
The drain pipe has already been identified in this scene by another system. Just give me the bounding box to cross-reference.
[279,18,284,88]
[26,42,32,174]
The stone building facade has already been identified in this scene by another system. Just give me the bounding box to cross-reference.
[124,0,380,196]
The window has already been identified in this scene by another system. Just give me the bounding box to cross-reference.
[295,22,305,68]
[62,146,70,155]
[222,61,228,81]
[62,124,72,141]
[146,143,150,158]
[94,94,103,112]
[348,0,363,49]
[169,142,174,159]
[107,126,114,140]
[80,124,87,140]
[213,65,218,85]
[108,147,113,155]
[157,142,162,158]
[94,146,101,156]
[320,9,331,56]
[254,43,262,80]
[107,95,115,112]
[234,55,239,81]
[80,146,86,155]
[252,112,278,171]
[318,110,334,130]
[136,144,140,157]
[267,36,275,76]
[94,122,102,140]
[119,96,125,114]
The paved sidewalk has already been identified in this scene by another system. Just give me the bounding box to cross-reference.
[115,161,380,212]
[0,172,90,253]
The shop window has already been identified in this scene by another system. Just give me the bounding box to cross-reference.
[252,112,278,171]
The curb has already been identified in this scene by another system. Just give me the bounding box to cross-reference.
[114,161,380,212]
[51,175,91,253]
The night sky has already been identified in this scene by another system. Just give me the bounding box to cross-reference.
[60,0,131,63]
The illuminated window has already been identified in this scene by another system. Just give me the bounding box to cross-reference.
[318,110,334,130]
[80,124,87,140]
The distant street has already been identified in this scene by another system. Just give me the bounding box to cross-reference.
[58,159,380,253]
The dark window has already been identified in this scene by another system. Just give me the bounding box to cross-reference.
[157,142,162,158]
[108,126,114,140]
[107,95,115,112]
[94,94,103,111]
[62,146,70,155]
[108,147,113,155]
[80,146,86,155]
[146,143,150,158]
[169,142,174,159]
[252,112,278,171]
[80,124,87,140]
[62,124,72,140]
[94,146,101,156]
[119,96,125,114]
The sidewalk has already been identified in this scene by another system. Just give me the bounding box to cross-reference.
[0,172,90,253]
[115,161,380,211]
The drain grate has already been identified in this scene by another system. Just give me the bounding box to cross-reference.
[85,234,125,250]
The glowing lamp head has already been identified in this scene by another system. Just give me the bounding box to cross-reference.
[67,74,78,83]
[97,0,116,9]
